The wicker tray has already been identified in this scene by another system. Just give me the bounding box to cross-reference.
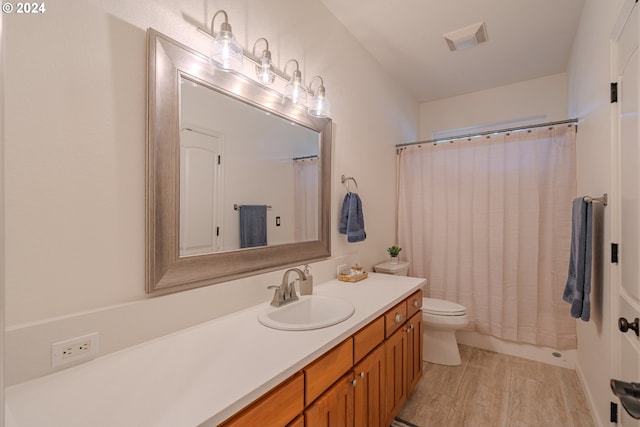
[338,271,368,282]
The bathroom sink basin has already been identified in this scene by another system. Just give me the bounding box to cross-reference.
[257,295,355,331]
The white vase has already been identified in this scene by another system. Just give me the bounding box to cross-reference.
[390,256,399,264]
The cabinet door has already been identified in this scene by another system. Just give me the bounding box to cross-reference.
[288,415,304,427]
[220,372,304,427]
[305,372,355,427]
[353,344,385,427]
[406,312,423,394]
[305,338,353,406]
[384,326,407,425]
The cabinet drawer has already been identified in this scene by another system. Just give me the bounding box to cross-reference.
[406,289,423,319]
[220,372,304,427]
[384,300,407,337]
[305,338,354,406]
[353,316,385,363]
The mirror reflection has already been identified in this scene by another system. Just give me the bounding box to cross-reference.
[179,76,320,256]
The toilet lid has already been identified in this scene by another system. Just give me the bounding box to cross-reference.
[422,297,466,316]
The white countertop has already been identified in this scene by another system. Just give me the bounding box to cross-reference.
[5,273,425,427]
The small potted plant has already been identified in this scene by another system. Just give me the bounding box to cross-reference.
[387,245,402,264]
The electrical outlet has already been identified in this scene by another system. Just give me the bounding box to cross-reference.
[51,332,99,368]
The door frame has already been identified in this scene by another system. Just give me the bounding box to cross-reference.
[610,0,640,422]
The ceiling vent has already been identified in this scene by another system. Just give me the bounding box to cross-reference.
[443,22,488,51]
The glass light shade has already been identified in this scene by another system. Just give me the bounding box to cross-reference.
[284,82,308,105]
[308,94,330,118]
[283,70,307,106]
[210,30,243,71]
[255,56,275,85]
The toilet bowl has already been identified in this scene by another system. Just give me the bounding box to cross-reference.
[422,297,468,366]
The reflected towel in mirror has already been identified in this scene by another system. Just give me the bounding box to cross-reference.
[239,205,268,248]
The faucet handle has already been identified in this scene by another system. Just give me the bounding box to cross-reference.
[287,280,299,300]
[267,285,283,307]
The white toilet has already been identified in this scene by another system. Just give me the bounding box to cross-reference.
[373,260,468,366]
[421,297,468,366]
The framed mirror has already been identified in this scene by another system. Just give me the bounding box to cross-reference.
[146,29,331,294]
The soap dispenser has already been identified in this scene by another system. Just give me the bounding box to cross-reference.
[300,264,313,295]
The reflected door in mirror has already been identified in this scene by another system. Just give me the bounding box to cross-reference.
[179,128,223,256]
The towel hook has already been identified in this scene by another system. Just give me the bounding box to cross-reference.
[341,174,359,193]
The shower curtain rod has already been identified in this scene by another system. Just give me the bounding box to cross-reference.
[395,118,579,148]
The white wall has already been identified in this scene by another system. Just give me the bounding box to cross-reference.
[4,0,418,385]
[567,0,625,425]
[419,73,568,140]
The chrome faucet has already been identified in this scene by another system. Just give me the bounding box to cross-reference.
[268,268,307,307]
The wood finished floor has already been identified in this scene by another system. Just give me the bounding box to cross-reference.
[398,345,595,427]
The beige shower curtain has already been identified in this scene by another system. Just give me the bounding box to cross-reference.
[293,157,319,241]
[398,125,577,349]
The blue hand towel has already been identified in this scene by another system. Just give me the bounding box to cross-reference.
[239,205,267,248]
[339,192,366,243]
[339,193,351,234]
[563,197,593,321]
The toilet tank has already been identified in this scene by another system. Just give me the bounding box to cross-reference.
[374,261,410,276]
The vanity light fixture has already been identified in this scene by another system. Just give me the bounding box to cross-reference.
[283,59,307,106]
[196,15,332,117]
[252,38,275,85]
[208,10,243,71]
[308,76,331,118]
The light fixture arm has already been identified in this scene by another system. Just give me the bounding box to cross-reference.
[309,76,326,96]
[284,59,301,79]
[252,37,270,56]
[211,10,232,35]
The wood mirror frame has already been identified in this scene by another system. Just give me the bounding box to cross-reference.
[146,29,331,295]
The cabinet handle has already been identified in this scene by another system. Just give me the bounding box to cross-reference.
[406,324,414,333]
[359,372,365,379]
[395,312,403,323]
[413,298,420,308]
[351,379,358,387]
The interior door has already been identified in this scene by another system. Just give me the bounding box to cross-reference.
[179,128,223,256]
[612,1,640,424]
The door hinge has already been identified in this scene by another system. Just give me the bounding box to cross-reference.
[612,243,619,263]
[611,82,619,103]
[611,401,618,423]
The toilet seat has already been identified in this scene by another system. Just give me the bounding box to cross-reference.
[422,297,466,316]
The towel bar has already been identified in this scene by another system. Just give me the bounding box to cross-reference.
[583,193,607,206]
[234,204,272,210]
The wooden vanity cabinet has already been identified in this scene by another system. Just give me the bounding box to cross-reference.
[384,321,408,425]
[304,338,353,406]
[219,372,304,427]
[305,372,355,427]
[406,311,423,393]
[287,415,304,427]
[353,344,386,427]
[219,289,423,427]
[384,289,423,426]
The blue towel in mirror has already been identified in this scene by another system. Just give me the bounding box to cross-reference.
[563,197,593,321]
[239,205,267,248]
[339,192,366,243]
